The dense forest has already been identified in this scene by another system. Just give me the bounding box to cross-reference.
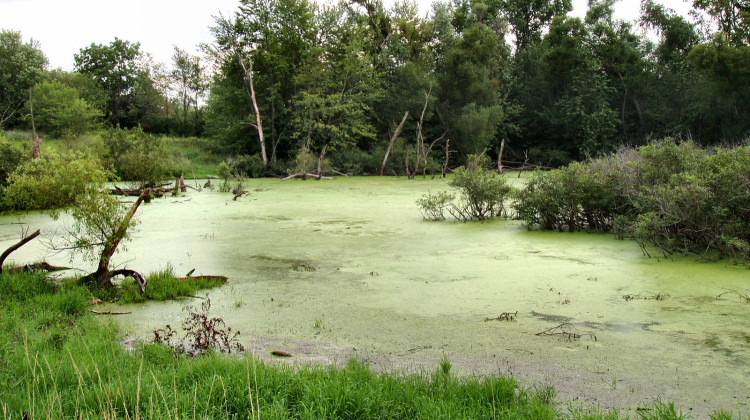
[1,0,748,174]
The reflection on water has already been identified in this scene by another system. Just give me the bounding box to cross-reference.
[2,176,749,416]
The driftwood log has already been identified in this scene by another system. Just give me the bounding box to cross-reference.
[7,262,71,275]
[177,275,229,283]
[281,172,334,181]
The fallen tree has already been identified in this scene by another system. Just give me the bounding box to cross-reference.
[0,228,40,276]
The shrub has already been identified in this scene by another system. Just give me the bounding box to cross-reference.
[218,161,232,192]
[0,140,26,187]
[230,154,264,178]
[514,139,750,262]
[3,153,108,211]
[330,147,370,175]
[514,159,624,231]
[418,155,513,222]
[102,126,175,186]
[447,155,513,221]
[416,191,455,220]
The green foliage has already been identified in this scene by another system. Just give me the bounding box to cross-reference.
[447,155,513,221]
[514,157,626,232]
[230,154,265,178]
[3,153,108,211]
[0,139,26,187]
[0,30,47,127]
[693,0,749,47]
[515,140,750,262]
[63,190,138,263]
[30,80,102,137]
[416,190,455,220]
[102,126,174,186]
[74,38,143,127]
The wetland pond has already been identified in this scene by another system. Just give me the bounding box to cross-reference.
[1,176,749,417]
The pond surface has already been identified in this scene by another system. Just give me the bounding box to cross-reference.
[2,176,749,417]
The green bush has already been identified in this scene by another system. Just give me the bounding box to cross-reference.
[2,153,108,211]
[447,155,513,221]
[514,159,625,231]
[230,154,265,178]
[418,155,513,222]
[330,147,370,175]
[416,190,455,220]
[102,127,175,186]
[514,139,750,262]
[0,140,26,187]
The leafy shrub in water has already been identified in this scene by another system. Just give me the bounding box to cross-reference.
[416,191,455,220]
[514,158,626,231]
[3,153,108,210]
[418,155,513,221]
[515,139,750,262]
[447,155,513,221]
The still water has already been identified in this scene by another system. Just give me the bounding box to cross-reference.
[1,176,748,416]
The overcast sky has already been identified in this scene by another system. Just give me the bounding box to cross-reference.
[0,0,694,71]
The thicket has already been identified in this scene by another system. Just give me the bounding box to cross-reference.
[102,126,175,186]
[2,153,108,211]
[514,140,750,262]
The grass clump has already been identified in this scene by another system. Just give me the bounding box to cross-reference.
[120,265,226,303]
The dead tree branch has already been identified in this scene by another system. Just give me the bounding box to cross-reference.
[0,229,41,276]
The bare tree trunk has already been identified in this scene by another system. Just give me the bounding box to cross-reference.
[415,86,433,178]
[316,144,327,179]
[29,88,41,160]
[497,138,505,174]
[235,48,268,166]
[380,111,409,176]
[0,229,40,276]
[442,138,450,177]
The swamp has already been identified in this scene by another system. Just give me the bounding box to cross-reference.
[2,175,748,417]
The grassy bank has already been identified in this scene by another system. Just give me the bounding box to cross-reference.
[0,130,223,179]
[0,270,717,419]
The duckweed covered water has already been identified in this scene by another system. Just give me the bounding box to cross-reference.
[1,176,748,417]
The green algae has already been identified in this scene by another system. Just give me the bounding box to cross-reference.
[1,175,749,417]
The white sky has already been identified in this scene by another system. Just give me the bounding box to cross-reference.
[0,0,694,71]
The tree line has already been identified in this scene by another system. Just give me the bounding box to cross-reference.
[1,0,748,172]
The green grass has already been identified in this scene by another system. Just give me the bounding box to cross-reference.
[0,270,746,419]
[119,265,227,303]
[2,130,224,179]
